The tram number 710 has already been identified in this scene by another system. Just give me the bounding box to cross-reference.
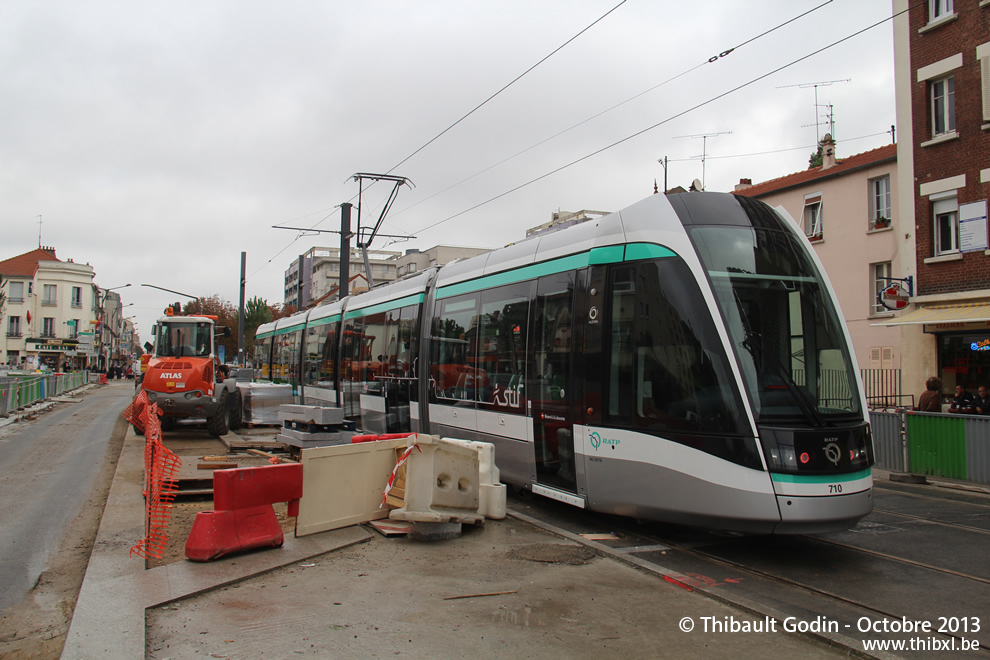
[828,484,843,494]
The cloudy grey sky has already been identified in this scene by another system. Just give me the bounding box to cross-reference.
[1,0,896,341]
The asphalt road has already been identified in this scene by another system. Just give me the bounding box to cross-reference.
[0,383,131,610]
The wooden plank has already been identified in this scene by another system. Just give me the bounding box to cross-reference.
[197,462,238,470]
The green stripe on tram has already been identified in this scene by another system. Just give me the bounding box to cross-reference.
[308,314,341,328]
[344,293,425,320]
[274,323,307,336]
[256,330,275,340]
[436,243,676,299]
[770,468,872,484]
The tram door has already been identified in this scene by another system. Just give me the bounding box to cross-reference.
[530,273,577,493]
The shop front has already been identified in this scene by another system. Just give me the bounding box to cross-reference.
[875,303,990,403]
[26,338,82,372]
[933,323,990,393]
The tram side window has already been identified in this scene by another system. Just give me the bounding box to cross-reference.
[430,295,480,402]
[274,330,302,386]
[304,321,337,386]
[340,317,366,417]
[606,260,747,436]
[531,275,573,406]
[254,336,272,379]
[480,283,530,411]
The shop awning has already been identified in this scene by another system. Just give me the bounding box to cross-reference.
[871,303,990,326]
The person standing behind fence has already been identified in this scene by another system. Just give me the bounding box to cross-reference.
[916,377,943,412]
[975,385,990,414]
[949,384,976,414]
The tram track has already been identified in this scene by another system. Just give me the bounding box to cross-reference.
[509,488,990,657]
[871,507,990,536]
[642,531,990,655]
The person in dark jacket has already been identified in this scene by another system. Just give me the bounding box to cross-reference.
[975,385,990,414]
[915,376,942,412]
[949,384,976,414]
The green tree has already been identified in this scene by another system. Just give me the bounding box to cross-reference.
[808,140,824,169]
[243,296,274,358]
[178,294,239,361]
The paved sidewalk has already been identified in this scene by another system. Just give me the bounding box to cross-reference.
[63,426,863,660]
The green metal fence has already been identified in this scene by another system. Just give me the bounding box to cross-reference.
[0,372,90,415]
[870,410,990,485]
[906,414,968,480]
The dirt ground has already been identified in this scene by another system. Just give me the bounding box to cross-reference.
[0,411,127,660]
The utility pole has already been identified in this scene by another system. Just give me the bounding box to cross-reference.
[238,252,246,366]
[657,157,668,193]
[339,203,351,299]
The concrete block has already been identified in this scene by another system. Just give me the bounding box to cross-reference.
[277,432,355,450]
[278,404,345,426]
[412,521,463,541]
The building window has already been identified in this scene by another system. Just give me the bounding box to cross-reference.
[934,194,959,256]
[871,262,892,315]
[929,0,953,21]
[979,42,990,123]
[803,196,823,240]
[42,317,55,338]
[8,281,24,303]
[931,76,956,137]
[69,319,80,339]
[7,316,21,338]
[869,176,891,229]
[42,284,57,306]
[71,286,82,308]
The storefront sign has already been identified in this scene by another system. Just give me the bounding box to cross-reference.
[971,338,990,351]
[959,200,989,252]
[879,283,910,311]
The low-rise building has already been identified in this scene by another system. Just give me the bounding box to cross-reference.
[0,247,98,371]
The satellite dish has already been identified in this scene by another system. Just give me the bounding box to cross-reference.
[689,178,703,192]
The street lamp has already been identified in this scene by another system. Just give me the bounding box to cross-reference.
[141,283,201,314]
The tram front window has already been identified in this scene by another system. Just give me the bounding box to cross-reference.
[689,224,861,424]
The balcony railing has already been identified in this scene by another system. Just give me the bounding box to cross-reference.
[6,331,23,338]
[7,297,24,304]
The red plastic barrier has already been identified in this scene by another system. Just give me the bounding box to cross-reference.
[99,374,107,385]
[351,432,415,444]
[185,463,304,562]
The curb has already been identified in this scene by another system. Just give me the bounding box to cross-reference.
[61,424,372,660]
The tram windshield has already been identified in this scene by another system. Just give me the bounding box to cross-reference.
[689,225,862,424]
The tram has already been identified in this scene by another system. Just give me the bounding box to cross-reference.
[253,191,874,534]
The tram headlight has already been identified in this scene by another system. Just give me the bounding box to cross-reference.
[781,446,797,469]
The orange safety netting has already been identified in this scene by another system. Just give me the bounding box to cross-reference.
[122,390,182,560]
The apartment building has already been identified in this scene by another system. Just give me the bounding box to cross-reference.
[886,0,990,399]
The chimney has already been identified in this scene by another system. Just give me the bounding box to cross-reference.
[821,134,837,170]
[734,178,753,192]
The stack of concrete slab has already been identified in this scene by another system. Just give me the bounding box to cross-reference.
[276,404,356,450]
[237,382,294,425]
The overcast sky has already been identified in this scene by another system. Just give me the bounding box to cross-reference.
[0,0,897,343]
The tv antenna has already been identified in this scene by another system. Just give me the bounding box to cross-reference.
[777,79,849,143]
[802,103,836,138]
[673,131,731,191]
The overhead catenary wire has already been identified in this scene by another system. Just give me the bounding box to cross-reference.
[384,0,629,176]
[251,2,628,281]
[411,3,918,237]
[666,130,893,162]
[387,0,836,222]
